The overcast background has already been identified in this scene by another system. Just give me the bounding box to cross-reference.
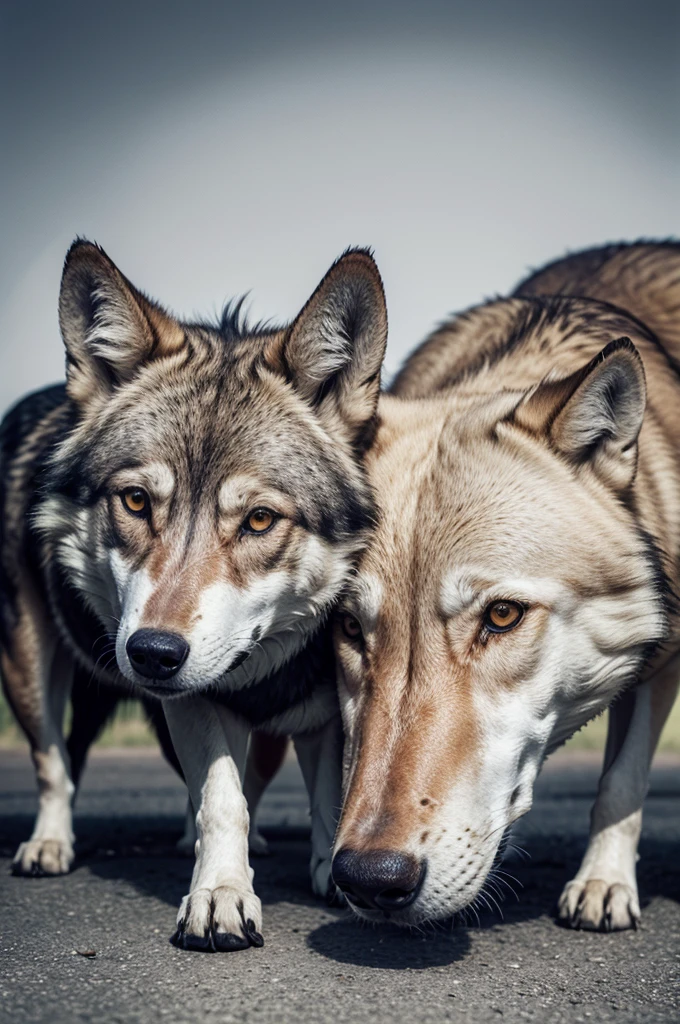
[1,0,678,413]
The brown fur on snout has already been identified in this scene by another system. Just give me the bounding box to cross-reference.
[135,516,301,636]
[139,534,223,637]
[339,684,479,853]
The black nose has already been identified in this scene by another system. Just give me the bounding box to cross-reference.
[126,629,189,681]
[331,848,426,912]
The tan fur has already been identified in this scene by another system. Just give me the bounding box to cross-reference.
[334,242,680,930]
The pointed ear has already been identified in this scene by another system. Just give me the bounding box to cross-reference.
[513,338,646,490]
[59,241,185,405]
[281,249,388,447]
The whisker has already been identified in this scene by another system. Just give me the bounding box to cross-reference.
[495,867,524,890]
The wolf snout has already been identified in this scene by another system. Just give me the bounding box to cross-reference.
[331,848,426,912]
[126,628,189,681]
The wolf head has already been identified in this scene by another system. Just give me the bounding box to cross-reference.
[37,241,387,696]
[330,301,668,925]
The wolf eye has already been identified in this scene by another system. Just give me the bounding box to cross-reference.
[484,601,524,633]
[243,508,276,534]
[341,614,363,642]
[121,487,150,518]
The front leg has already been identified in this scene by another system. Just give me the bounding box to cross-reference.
[163,696,263,952]
[558,657,678,931]
[7,636,76,877]
[293,714,344,900]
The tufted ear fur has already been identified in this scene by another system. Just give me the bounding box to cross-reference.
[513,338,646,491]
[59,240,184,405]
[282,249,388,448]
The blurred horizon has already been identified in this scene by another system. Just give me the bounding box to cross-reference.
[1,0,678,413]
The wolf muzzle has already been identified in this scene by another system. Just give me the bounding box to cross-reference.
[331,848,426,912]
[126,628,189,681]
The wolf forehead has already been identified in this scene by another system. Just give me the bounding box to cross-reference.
[362,398,660,598]
[45,343,374,541]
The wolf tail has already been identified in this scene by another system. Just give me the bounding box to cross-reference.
[515,240,680,354]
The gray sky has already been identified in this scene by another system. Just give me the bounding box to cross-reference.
[1,0,678,412]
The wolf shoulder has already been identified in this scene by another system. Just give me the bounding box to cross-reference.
[1,383,72,468]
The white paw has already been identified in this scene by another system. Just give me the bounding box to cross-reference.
[248,828,270,857]
[171,885,263,952]
[12,838,74,877]
[558,878,641,932]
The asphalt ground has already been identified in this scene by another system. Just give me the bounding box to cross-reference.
[0,747,678,1024]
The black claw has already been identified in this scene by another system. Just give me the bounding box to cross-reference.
[172,923,260,953]
[172,896,264,954]
[244,920,264,948]
[178,930,213,952]
[214,930,251,952]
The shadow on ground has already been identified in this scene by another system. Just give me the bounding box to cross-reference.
[305,834,680,969]
[4,806,678,973]
[306,915,472,968]
[2,751,679,980]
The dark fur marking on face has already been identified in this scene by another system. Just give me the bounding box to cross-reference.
[49,562,114,665]
[213,623,336,727]
[626,526,675,672]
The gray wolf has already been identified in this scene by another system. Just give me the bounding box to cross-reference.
[0,240,387,950]
[330,241,680,932]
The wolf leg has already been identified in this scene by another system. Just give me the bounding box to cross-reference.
[175,797,197,857]
[558,658,678,931]
[67,666,122,789]
[3,620,75,876]
[137,697,199,856]
[139,696,199,855]
[293,714,343,900]
[163,696,262,952]
[177,733,288,859]
[143,696,184,777]
[243,731,289,856]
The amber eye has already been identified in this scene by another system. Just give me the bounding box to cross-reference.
[341,614,363,642]
[244,508,276,534]
[121,488,150,518]
[484,601,524,633]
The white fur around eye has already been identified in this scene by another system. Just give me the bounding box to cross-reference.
[143,463,175,501]
[440,569,477,618]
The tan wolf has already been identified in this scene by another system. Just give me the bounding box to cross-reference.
[330,241,680,933]
[0,241,387,951]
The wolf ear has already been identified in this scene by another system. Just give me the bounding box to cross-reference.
[282,250,388,447]
[59,241,184,405]
[513,338,646,490]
